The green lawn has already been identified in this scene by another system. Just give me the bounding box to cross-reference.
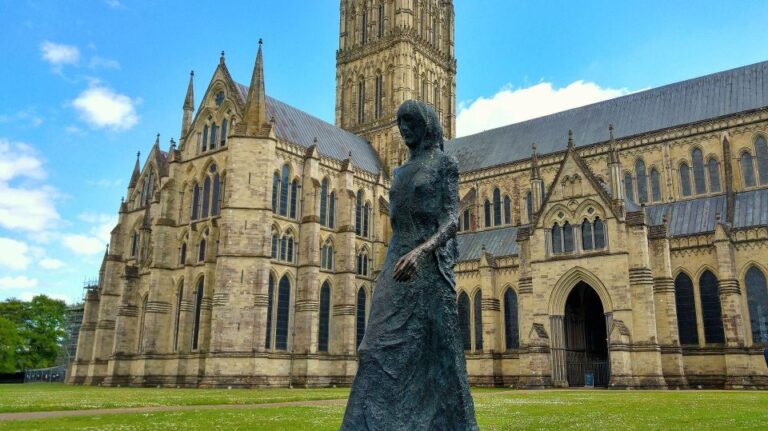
[0,384,351,413]
[1,386,767,430]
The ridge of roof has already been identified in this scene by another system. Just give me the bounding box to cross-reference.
[446,60,768,173]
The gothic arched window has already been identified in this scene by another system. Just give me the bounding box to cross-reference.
[692,148,707,194]
[503,288,519,349]
[650,168,662,202]
[551,223,563,254]
[741,151,756,188]
[363,202,371,238]
[563,222,574,253]
[356,287,367,350]
[211,169,221,216]
[357,250,368,276]
[271,229,279,259]
[473,290,483,351]
[594,218,606,249]
[191,183,200,220]
[192,277,204,350]
[635,159,648,204]
[708,158,721,193]
[279,165,290,216]
[756,136,768,185]
[503,196,512,225]
[321,241,334,270]
[746,266,768,345]
[289,180,299,219]
[179,242,187,266]
[265,274,274,349]
[581,219,594,251]
[377,3,385,38]
[220,119,228,146]
[202,176,211,218]
[130,231,139,257]
[484,200,492,228]
[272,172,280,213]
[355,190,363,236]
[674,273,698,345]
[458,292,471,350]
[624,172,635,201]
[680,162,692,197]
[526,191,533,223]
[209,123,218,150]
[318,281,331,352]
[700,271,725,344]
[275,275,291,350]
[375,74,384,119]
[198,238,206,262]
[492,188,502,226]
[329,191,336,228]
[462,209,471,232]
[319,178,329,226]
[202,125,209,152]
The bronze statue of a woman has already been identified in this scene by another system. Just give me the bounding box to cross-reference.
[341,100,478,430]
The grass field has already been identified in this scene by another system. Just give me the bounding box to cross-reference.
[0,385,767,430]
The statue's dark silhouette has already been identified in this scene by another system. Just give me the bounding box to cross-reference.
[341,100,478,430]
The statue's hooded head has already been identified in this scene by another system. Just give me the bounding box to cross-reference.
[397,100,444,152]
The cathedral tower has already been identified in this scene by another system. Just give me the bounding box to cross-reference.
[336,0,456,175]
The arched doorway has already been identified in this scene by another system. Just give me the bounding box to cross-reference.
[564,282,609,387]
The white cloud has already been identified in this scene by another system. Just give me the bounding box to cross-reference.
[40,41,80,70]
[456,80,632,137]
[39,258,66,270]
[88,56,121,70]
[63,234,107,256]
[0,276,38,290]
[0,238,31,271]
[0,109,44,128]
[0,140,60,232]
[105,0,123,8]
[60,213,116,256]
[72,84,139,131]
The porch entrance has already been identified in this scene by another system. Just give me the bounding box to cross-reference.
[564,282,609,387]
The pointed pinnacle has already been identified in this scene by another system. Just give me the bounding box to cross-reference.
[220,50,225,64]
[154,133,160,146]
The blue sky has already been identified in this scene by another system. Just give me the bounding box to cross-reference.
[1,0,767,304]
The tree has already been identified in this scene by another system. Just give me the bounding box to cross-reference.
[0,316,21,373]
[0,295,69,371]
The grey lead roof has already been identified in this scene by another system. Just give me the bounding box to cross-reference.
[446,60,768,173]
[644,189,768,236]
[457,226,519,261]
[235,83,383,175]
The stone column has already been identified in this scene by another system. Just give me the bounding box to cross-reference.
[103,266,139,386]
[333,160,359,360]
[649,223,688,388]
[625,210,666,388]
[713,222,751,388]
[479,251,500,353]
[295,146,322,355]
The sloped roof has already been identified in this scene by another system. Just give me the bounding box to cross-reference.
[446,60,768,173]
[646,189,768,237]
[457,226,519,261]
[235,83,382,175]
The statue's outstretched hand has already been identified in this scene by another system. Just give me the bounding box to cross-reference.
[394,245,426,282]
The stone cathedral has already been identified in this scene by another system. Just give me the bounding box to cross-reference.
[71,1,768,389]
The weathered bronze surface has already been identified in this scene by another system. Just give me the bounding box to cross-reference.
[341,100,478,430]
